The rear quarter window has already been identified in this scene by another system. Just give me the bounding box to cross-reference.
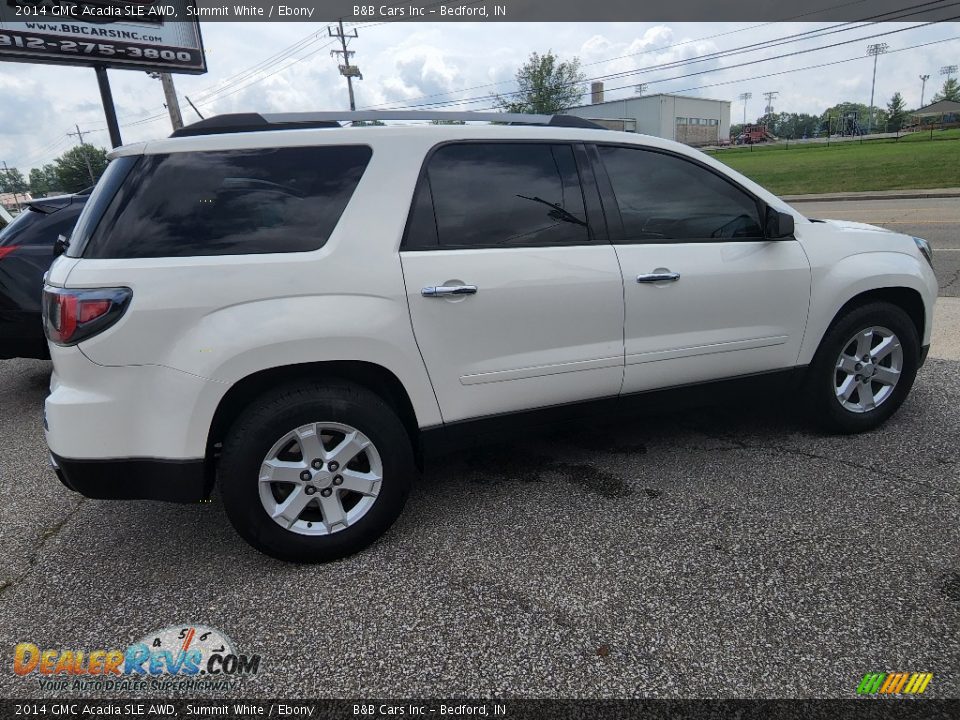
[83,145,372,259]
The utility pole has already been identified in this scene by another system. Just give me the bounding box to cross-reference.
[635,83,648,96]
[149,72,184,131]
[866,43,888,134]
[919,74,930,107]
[67,124,97,186]
[1,160,23,212]
[762,91,779,127]
[329,20,362,111]
[738,92,752,126]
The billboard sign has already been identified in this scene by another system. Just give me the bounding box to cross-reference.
[0,0,205,73]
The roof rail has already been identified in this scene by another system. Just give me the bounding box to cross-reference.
[170,111,607,137]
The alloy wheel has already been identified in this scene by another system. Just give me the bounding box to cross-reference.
[258,422,383,536]
[834,325,903,413]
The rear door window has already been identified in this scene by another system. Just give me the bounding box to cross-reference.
[82,146,372,258]
[404,142,590,250]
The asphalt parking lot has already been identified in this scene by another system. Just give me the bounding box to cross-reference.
[0,199,957,699]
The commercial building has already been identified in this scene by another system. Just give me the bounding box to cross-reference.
[566,82,732,146]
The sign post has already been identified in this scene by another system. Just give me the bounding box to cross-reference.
[94,65,122,147]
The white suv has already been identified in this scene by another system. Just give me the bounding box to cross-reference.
[43,111,937,562]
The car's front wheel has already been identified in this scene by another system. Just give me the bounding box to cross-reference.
[806,301,920,434]
[219,381,414,562]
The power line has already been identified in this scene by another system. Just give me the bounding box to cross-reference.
[87,38,339,134]
[386,15,956,112]
[463,35,959,117]
[362,0,950,110]
[641,36,959,106]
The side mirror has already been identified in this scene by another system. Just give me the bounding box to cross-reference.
[764,208,795,239]
[53,234,69,258]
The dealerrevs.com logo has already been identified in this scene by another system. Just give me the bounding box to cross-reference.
[13,625,262,692]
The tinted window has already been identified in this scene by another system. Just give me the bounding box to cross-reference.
[598,146,763,242]
[66,156,137,258]
[82,146,372,259]
[412,143,588,249]
[0,205,83,248]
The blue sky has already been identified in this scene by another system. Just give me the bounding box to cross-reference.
[1,20,957,172]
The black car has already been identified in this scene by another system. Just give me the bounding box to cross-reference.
[0,193,89,359]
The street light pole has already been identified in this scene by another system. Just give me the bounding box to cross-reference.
[919,74,931,107]
[738,92,752,126]
[866,43,888,134]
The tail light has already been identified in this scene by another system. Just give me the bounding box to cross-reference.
[42,286,132,346]
[0,246,18,260]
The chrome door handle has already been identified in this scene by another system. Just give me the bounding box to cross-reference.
[636,272,680,283]
[421,285,478,297]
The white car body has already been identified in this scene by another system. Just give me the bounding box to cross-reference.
[43,122,937,487]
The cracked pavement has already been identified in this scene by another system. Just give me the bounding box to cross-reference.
[0,353,957,699]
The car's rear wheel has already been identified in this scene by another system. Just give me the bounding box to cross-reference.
[806,301,920,434]
[219,381,414,562]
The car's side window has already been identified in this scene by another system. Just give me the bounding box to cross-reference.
[597,145,764,243]
[405,142,590,250]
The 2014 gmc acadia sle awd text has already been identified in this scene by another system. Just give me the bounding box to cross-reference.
[41,111,937,562]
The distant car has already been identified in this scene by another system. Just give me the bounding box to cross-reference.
[0,193,89,359]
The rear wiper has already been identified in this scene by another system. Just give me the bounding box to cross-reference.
[516,194,587,226]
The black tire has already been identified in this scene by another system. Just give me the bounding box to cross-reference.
[219,381,415,562]
[805,301,920,434]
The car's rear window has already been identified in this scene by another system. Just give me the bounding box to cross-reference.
[80,145,372,259]
[0,205,84,250]
[0,208,34,245]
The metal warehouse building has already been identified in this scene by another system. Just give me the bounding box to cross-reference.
[566,82,732,146]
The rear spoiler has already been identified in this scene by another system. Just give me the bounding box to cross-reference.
[27,193,87,214]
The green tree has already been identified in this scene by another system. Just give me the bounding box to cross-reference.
[29,164,60,197]
[933,77,960,102]
[886,91,907,131]
[54,145,108,193]
[0,166,28,194]
[496,50,586,114]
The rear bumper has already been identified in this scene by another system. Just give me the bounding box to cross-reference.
[50,453,210,503]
